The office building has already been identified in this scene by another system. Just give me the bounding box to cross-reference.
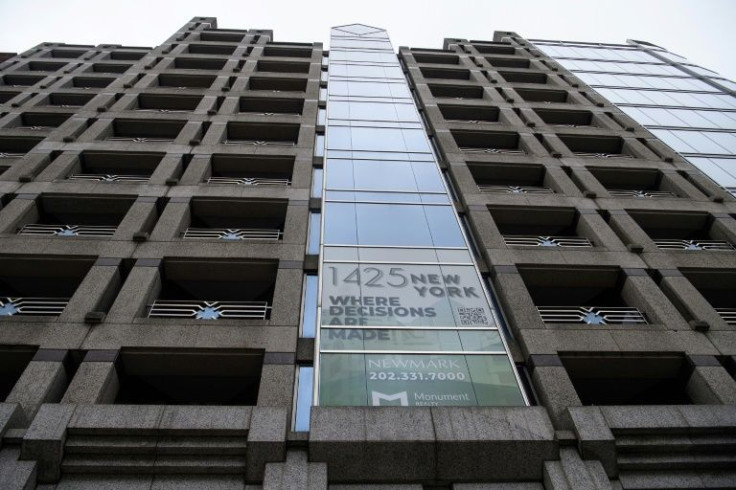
[0,17,734,489]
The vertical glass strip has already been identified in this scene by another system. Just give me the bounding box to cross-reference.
[313,24,528,408]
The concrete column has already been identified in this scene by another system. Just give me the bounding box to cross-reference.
[658,271,726,329]
[5,350,69,421]
[149,153,185,185]
[200,121,226,145]
[283,201,308,245]
[112,198,160,240]
[492,267,547,334]
[546,166,584,197]
[61,351,119,404]
[179,155,209,185]
[105,261,161,322]
[0,153,51,182]
[263,449,327,490]
[530,355,582,431]
[0,195,36,233]
[149,198,190,241]
[257,364,294,407]
[569,167,608,197]
[543,447,612,489]
[620,269,689,329]
[58,258,123,322]
[578,209,627,252]
[686,355,736,404]
[605,210,658,251]
[76,119,112,143]
[468,205,505,249]
[34,151,79,181]
[270,266,303,325]
[291,156,314,189]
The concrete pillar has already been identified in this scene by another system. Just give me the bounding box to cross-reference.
[149,198,190,240]
[686,355,736,404]
[0,195,37,234]
[61,351,119,404]
[5,350,69,421]
[112,198,160,240]
[58,258,124,322]
[529,355,582,431]
[105,261,161,322]
[263,450,327,490]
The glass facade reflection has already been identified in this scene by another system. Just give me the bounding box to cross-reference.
[315,24,527,408]
[533,40,736,196]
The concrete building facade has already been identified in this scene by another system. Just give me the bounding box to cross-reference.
[0,17,734,489]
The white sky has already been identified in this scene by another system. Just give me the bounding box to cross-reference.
[0,0,734,80]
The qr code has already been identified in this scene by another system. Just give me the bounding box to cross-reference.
[458,307,487,325]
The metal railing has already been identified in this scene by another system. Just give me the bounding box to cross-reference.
[504,235,593,248]
[460,147,525,155]
[653,239,735,251]
[18,224,117,237]
[148,300,271,320]
[479,185,554,194]
[223,140,296,147]
[206,176,291,186]
[183,227,282,241]
[0,152,26,159]
[0,296,68,316]
[68,174,150,183]
[608,189,676,199]
[573,152,633,159]
[538,306,648,325]
[715,308,736,325]
[107,136,174,143]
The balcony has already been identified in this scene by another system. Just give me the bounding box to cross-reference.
[247,77,307,92]
[558,134,633,159]
[206,154,294,186]
[519,266,648,325]
[224,121,299,146]
[490,206,593,248]
[452,130,526,155]
[12,112,72,130]
[516,88,568,103]
[256,60,310,74]
[534,108,595,128]
[71,76,114,88]
[439,104,499,123]
[470,162,554,194]
[497,71,547,84]
[2,74,44,87]
[157,73,216,89]
[47,92,95,107]
[238,96,304,115]
[628,210,735,251]
[17,194,135,238]
[0,255,94,317]
[263,45,313,58]
[92,63,132,74]
[25,61,66,72]
[412,53,459,65]
[589,167,678,199]
[146,258,277,320]
[182,198,286,242]
[115,348,264,405]
[199,30,246,43]
[105,118,186,143]
[428,84,484,100]
[67,151,163,183]
[485,57,530,69]
[473,44,515,55]
[420,67,471,80]
[561,353,692,405]
[134,93,203,113]
[187,43,237,55]
[681,269,736,325]
[0,135,44,160]
[173,57,227,71]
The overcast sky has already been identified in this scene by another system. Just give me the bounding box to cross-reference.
[1,0,734,80]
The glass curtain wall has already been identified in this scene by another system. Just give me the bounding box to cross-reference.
[315,24,527,407]
[532,40,736,196]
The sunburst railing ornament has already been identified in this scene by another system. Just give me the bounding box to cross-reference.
[538,306,647,325]
[148,300,271,320]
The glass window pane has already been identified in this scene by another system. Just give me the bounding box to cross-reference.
[324,202,357,244]
[314,134,325,157]
[301,275,318,337]
[311,167,323,198]
[356,203,432,246]
[425,206,465,247]
[294,366,314,431]
[307,211,321,254]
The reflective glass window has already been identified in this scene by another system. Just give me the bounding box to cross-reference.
[324,202,357,244]
[321,328,504,352]
[293,366,313,431]
[311,167,323,198]
[301,275,319,337]
[307,211,321,254]
[314,134,325,157]
[356,203,433,246]
[425,206,466,247]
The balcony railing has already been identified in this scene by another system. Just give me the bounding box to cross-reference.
[460,147,525,155]
[0,296,68,316]
[107,136,174,143]
[538,306,647,325]
[653,239,735,251]
[183,227,282,241]
[0,152,25,159]
[573,152,633,159]
[224,140,295,147]
[18,224,117,237]
[715,308,736,325]
[68,174,150,183]
[148,300,271,320]
[478,184,554,194]
[608,189,676,199]
[504,235,593,248]
[206,176,291,186]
